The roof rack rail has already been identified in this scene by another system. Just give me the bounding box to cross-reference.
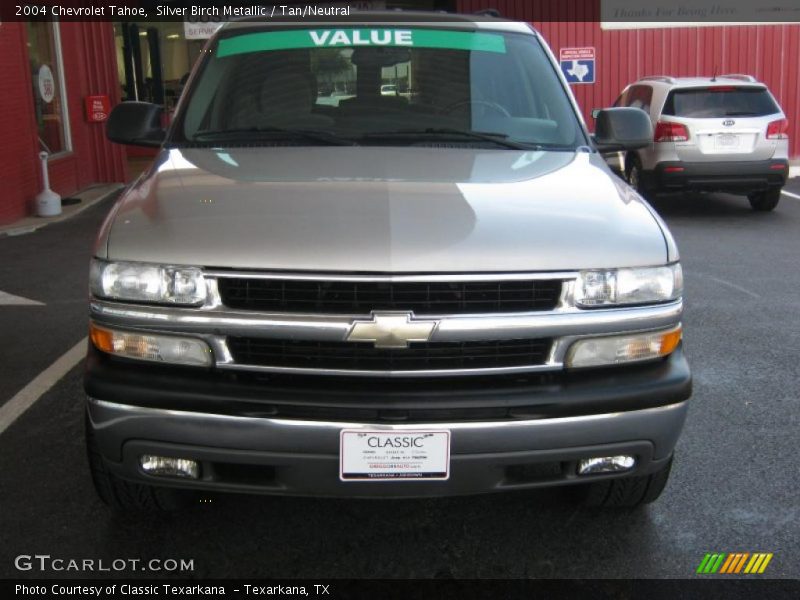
[474,8,502,17]
[719,73,758,82]
[639,76,676,84]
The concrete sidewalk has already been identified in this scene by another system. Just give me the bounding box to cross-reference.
[0,183,124,238]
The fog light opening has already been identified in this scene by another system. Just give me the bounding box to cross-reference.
[140,455,200,480]
[577,455,636,476]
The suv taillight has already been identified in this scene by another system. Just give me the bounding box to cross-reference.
[766,119,789,140]
[655,121,689,142]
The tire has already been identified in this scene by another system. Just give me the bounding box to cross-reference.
[580,456,673,508]
[625,156,652,197]
[85,414,195,511]
[748,188,781,212]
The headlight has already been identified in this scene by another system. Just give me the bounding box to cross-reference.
[575,264,682,307]
[90,259,206,305]
[566,326,682,369]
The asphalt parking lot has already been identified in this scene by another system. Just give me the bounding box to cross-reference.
[1,180,799,580]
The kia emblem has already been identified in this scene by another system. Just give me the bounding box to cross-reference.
[722,119,735,126]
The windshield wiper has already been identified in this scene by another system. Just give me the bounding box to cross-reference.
[193,127,357,146]
[361,128,532,150]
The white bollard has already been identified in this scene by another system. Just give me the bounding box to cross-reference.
[35,151,61,217]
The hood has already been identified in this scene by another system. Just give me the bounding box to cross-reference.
[103,146,669,272]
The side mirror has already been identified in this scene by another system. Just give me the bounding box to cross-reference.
[106,101,165,147]
[593,107,652,153]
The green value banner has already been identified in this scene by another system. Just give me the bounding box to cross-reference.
[217,28,507,58]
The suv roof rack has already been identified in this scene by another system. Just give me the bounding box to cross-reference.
[639,76,676,84]
[719,74,758,82]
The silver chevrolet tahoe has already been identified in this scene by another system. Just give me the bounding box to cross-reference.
[86,13,691,511]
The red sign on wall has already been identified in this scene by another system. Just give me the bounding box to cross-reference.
[84,95,110,122]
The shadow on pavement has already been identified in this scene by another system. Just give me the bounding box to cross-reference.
[647,192,768,219]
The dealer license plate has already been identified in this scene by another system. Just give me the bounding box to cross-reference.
[339,430,450,481]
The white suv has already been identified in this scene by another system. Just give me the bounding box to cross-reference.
[613,75,789,211]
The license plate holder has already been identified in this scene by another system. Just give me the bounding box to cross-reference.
[339,430,451,481]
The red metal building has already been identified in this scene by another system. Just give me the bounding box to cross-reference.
[460,0,800,159]
[0,21,126,225]
[1,5,798,226]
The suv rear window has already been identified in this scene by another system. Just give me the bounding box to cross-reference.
[662,87,780,118]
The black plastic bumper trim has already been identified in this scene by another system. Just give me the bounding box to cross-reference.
[651,159,788,191]
[83,344,691,421]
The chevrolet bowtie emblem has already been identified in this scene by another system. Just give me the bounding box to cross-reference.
[346,312,437,349]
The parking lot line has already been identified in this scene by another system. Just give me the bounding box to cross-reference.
[0,290,44,306]
[0,337,87,436]
[708,276,761,299]
[781,190,800,201]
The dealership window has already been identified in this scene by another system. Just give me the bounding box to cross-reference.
[114,22,206,112]
[26,22,71,155]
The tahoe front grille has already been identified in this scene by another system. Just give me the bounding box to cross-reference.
[217,277,563,314]
[226,337,553,373]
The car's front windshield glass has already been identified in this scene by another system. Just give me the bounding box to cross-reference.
[177,26,586,150]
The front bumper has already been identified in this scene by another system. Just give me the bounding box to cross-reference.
[651,159,788,192]
[85,348,691,498]
[88,398,686,498]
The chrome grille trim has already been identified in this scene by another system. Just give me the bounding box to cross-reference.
[90,302,682,377]
[88,270,682,378]
[214,361,562,378]
[205,270,579,282]
[89,300,682,343]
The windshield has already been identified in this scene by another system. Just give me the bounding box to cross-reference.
[176,27,586,149]
[662,87,780,118]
